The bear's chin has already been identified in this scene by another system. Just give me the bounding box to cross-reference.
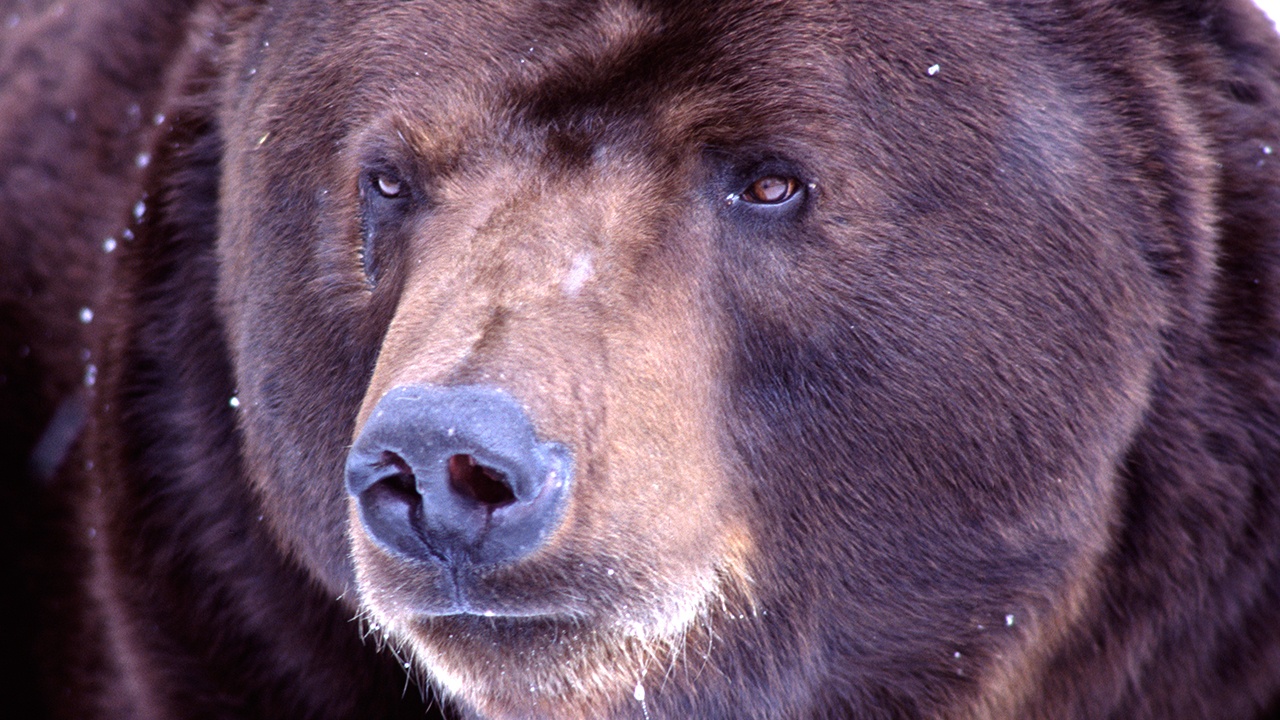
[377,600,708,720]
[350,530,754,719]
[346,494,760,717]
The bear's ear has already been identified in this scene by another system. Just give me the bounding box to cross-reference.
[114,0,271,312]
[129,3,250,264]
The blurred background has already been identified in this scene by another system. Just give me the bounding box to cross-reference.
[1260,0,1279,25]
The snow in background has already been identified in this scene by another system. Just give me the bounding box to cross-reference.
[1258,1,1280,28]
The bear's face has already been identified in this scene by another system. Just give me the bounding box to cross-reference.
[210,1,1171,717]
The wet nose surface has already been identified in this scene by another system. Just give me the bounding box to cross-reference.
[345,385,573,567]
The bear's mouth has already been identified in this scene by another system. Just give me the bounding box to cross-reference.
[357,530,745,641]
[432,563,594,620]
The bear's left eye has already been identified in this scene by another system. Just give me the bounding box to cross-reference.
[741,175,800,205]
[373,173,404,198]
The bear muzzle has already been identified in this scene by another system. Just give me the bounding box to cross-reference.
[345,384,573,572]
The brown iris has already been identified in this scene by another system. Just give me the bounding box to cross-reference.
[742,175,799,204]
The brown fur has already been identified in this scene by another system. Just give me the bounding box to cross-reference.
[4,1,1280,718]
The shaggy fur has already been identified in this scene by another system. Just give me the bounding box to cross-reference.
[4,1,1280,718]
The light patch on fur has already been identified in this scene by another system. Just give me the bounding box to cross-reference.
[562,251,595,297]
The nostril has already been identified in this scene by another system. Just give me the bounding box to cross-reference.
[447,453,516,508]
[370,450,419,505]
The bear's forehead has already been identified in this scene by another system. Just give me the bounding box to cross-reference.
[236,0,1053,216]
[250,0,865,151]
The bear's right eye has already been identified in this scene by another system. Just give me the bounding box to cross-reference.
[359,168,414,287]
[366,170,408,200]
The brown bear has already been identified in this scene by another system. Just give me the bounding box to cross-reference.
[4,0,1280,718]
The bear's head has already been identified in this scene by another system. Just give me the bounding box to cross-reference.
[136,1,1207,717]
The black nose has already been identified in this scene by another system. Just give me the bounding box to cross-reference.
[345,385,573,567]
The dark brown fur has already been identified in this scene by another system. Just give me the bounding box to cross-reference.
[0,0,198,713]
[4,1,1280,718]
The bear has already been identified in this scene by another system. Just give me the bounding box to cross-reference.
[4,0,1280,718]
